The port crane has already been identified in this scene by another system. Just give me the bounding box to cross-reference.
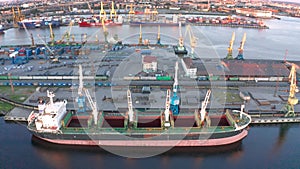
[236,33,246,60]
[174,22,187,55]
[138,24,143,45]
[157,25,161,45]
[110,1,117,19]
[12,7,24,27]
[200,89,211,125]
[99,1,106,20]
[225,32,235,59]
[282,63,299,117]
[102,18,109,43]
[185,24,197,59]
[86,1,94,14]
[48,23,55,46]
[170,61,180,115]
[128,3,135,17]
[164,89,171,127]
[58,20,74,45]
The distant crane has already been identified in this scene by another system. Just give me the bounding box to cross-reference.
[110,1,117,19]
[200,89,211,126]
[102,18,109,43]
[129,3,135,17]
[87,1,94,14]
[174,22,187,55]
[282,63,299,117]
[157,25,161,45]
[185,25,197,59]
[225,32,235,60]
[21,22,35,47]
[48,23,55,46]
[58,20,74,45]
[236,33,246,60]
[170,61,180,115]
[138,24,143,45]
[99,1,106,20]
[164,89,171,127]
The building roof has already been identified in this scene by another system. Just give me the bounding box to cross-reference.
[143,55,157,64]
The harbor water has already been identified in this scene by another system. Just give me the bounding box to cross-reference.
[1,16,300,168]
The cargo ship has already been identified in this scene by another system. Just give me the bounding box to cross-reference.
[78,16,123,27]
[18,17,61,29]
[27,85,251,147]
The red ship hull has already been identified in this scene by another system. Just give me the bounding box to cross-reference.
[79,21,122,27]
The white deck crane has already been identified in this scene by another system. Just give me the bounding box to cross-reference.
[127,89,135,125]
[164,89,171,127]
[225,32,235,59]
[200,89,211,125]
[236,33,246,60]
[170,61,180,115]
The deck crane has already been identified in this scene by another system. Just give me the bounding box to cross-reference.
[77,65,86,113]
[185,25,197,59]
[138,24,143,45]
[225,32,235,59]
[174,22,187,55]
[77,65,98,124]
[99,1,106,20]
[282,63,299,117]
[164,89,171,127]
[110,1,117,20]
[236,33,246,60]
[87,1,94,14]
[170,61,180,115]
[199,89,211,125]
[157,25,161,45]
[127,89,135,128]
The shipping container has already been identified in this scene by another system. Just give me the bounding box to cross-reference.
[19,76,33,80]
[47,76,63,80]
[32,76,47,80]
[0,76,8,80]
[157,76,172,81]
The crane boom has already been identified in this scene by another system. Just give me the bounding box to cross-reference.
[200,89,211,123]
[240,33,247,50]
[110,1,117,19]
[226,32,235,59]
[84,88,98,125]
[48,23,55,46]
[127,89,134,123]
[87,1,93,14]
[37,34,54,55]
[78,65,83,96]
[100,1,106,19]
[164,89,171,127]
[236,33,246,60]
[173,61,178,93]
[185,25,197,55]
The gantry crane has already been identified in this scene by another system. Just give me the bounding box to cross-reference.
[282,63,299,117]
[138,24,143,45]
[170,61,180,115]
[110,1,117,19]
[200,89,211,126]
[164,89,171,127]
[185,25,197,58]
[226,32,235,59]
[236,33,246,60]
[99,1,106,20]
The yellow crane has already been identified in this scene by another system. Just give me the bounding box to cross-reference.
[226,32,235,59]
[129,3,135,15]
[99,1,106,19]
[110,1,117,19]
[236,33,246,60]
[58,21,74,45]
[282,63,299,117]
[102,18,108,43]
[185,25,197,58]
[17,7,25,21]
[48,23,55,46]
